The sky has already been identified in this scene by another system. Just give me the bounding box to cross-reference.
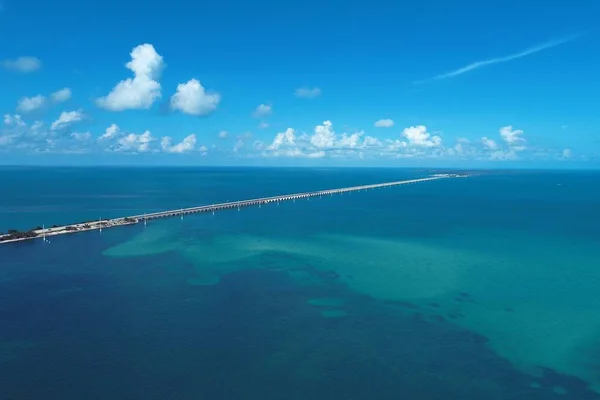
[1,0,599,167]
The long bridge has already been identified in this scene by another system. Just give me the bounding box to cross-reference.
[0,174,464,244]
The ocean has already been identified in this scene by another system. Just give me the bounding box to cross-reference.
[1,166,599,399]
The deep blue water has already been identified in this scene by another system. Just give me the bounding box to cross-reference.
[1,167,599,399]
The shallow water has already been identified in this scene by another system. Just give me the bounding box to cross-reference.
[1,167,600,399]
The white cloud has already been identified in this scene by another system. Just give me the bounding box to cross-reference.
[253,104,272,118]
[311,120,336,148]
[114,131,154,152]
[481,137,498,150]
[259,120,457,160]
[2,56,41,73]
[415,34,580,83]
[218,130,228,139]
[337,132,364,148]
[374,119,394,128]
[499,125,525,145]
[3,114,25,126]
[0,115,49,149]
[479,125,527,161]
[363,136,382,147]
[31,121,43,131]
[386,139,408,152]
[170,79,220,116]
[14,88,72,114]
[562,148,572,159]
[161,134,197,153]
[50,110,83,131]
[71,132,91,141]
[258,121,269,129]
[51,88,72,103]
[96,44,164,111]
[294,87,321,99]
[17,95,45,113]
[402,125,442,147]
[253,141,265,151]
[263,121,373,159]
[96,124,156,153]
[233,139,245,152]
[99,124,120,140]
[267,128,296,151]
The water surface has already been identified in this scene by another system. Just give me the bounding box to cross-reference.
[1,167,599,399]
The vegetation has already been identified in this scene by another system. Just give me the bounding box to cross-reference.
[1,216,139,243]
[0,229,39,242]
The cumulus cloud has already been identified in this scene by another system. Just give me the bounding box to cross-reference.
[481,137,498,150]
[161,134,197,153]
[267,128,296,151]
[253,141,265,151]
[253,104,272,118]
[3,114,26,127]
[170,79,220,116]
[401,125,442,147]
[0,114,50,150]
[50,110,83,131]
[374,119,394,128]
[2,56,41,73]
[114,131,154,152]
[17,95,45,113]
[218,130,228,139]
[499,125,525,146]
[233,139,245,152]
[71,132,91,141]
[95,123,155,153]
[363,136,382,147]
[1,114,26,146]
[14,88,72,114]
[311,121,336,148]
[51,88,72,103]
[258,122,269,129]
[479,125,527,160]
[262,121,371,159]
[294,87,321,99]
[96,44,164,111]
[99,124,120,140]
[258,120,455,160]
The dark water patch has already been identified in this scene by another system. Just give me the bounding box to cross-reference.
[1,259,599,399]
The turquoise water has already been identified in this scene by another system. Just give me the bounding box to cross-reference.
[1,167,600,399]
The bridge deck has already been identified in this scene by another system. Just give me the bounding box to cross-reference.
[0,174,461,244]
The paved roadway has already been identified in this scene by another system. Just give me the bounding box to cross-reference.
[1,174,458,244]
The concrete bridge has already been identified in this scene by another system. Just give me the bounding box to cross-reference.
[130,175,448,222]
[1,174,463,244]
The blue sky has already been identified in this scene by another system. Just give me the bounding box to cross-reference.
[1,0,598,167]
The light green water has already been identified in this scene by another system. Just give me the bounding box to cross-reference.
[103,223,600,392]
